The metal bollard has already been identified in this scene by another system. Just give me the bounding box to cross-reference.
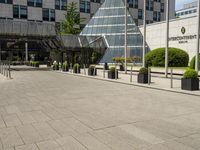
[103,66,105,78]
[84,64,86,75]
[93,66,96,76]
[130,65,133,82]
[170,68,173,88]
[6,63,8,78]
[115,64,117,80]
[148,67,151,85]
[3,63,5,76]
[0,61,1,74]
[70,64,72,73]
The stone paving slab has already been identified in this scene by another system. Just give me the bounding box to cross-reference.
[0,70,200,149]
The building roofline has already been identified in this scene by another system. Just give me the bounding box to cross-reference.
[139,15,197,28]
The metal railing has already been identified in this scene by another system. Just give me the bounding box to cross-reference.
[0,61,11,79]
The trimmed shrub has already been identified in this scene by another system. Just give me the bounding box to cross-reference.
[110,67,116,73]
[183,69,198,79]
[145,47,189,67]
[139,67,148,75]
[73,63,80,73]
[189,54,200,70]
[62,61,69,71]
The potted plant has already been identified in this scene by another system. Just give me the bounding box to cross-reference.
[34,61,40,68]
[104,62,109,70]
[53,61,59,70]
[88,65,97,76]
[138,67,148,84]
[108,67,118,79]
[181,69,199,91]
[62,61,69,72]
[73,63,80,73]
[113,57,124,71]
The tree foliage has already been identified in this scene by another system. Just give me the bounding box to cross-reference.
[60,2,85,34]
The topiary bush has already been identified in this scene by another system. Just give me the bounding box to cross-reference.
[73,63,80,73]
[145,47,189,67]
[62,61,68,71]
[139,67,148,75]
[183,69,198,79]
[189,54,200,70]
[110,67,116,73]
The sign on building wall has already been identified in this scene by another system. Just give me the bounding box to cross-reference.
[169,27,197,44]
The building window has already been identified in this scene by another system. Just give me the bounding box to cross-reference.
[0,0,12,4]
[146,0,153,11]
[80,0,90,13]
[138,9,143,19]
[127,0,138,8]
[43,8,55,21]
[91,0,100,3]
[13,5,27,19]
[55,0,67,10]
[161,3,164,12]
[153,11,160,21]
[28,0,42,7]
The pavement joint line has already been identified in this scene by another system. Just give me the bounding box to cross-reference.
[55,71,200,97]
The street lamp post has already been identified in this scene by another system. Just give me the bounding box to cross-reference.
[165,0,169,78]
[143,0,146,67]
[196,0,200,72]
[124,0,127,74]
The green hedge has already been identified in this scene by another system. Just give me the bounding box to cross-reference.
[189,54,200,70]
[145,47,189,67]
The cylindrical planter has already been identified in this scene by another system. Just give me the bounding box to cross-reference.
[108,71,118,79]
[137,74,148,84]
[119,65,124,71]
[181,78,199,91]
[88,68,97,76]
[104,63,109,70]
[73,68,80,73]
[62,66,69,72]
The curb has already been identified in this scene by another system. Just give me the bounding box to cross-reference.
[56,71,200,97]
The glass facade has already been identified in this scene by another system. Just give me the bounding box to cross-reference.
[80,0,145,63]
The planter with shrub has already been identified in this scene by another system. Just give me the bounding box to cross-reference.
[73,63,80,73]
[53,62,59,70]
[62,61,69,72]
[88,65,97,76]
[108,67,118,79]
[33,61,39,68]
[145,47,189,67]
[138,67,148,84]
[181,69,199,91]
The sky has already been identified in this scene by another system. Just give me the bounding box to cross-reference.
[176,0,196,10]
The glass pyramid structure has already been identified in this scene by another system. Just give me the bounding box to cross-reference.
[80,0,145,63]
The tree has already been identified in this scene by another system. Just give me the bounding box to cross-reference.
[61,2,85,34]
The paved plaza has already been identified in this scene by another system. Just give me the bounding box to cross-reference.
[0,70,200,150]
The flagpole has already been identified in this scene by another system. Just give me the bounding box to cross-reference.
[165,0,169,77]
[143,0,146,67]
[196,0,200,72]
[124,0,127,74]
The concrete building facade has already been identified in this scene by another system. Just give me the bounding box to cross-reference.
[0,0,175,28]
[139,15,198,60]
